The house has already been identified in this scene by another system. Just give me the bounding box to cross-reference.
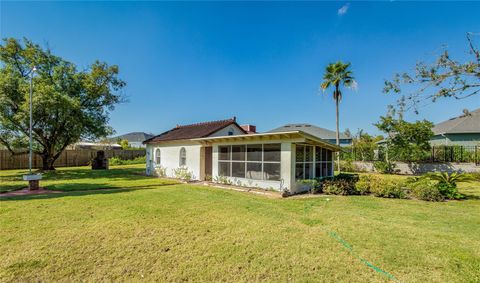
[143,117,340,194]
[109,132,154,148]
[430,108,480,146]
[67,141,122,150]
[269,124,352,146]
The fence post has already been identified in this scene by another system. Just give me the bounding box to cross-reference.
[475,146,478,166]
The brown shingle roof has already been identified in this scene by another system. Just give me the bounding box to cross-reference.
[144,118,247,143]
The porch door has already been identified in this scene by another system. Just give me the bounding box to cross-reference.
[204,146,213,178]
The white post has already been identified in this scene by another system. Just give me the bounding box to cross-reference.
[29,67,36,174]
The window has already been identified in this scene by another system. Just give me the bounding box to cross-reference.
[228,127,234,136]
[155,148,161,165]
[179,147,186,166]
[217,144,281,181]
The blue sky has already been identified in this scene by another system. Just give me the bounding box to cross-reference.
[1,1,479,137]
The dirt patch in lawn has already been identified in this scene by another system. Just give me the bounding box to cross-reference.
[200,181,282,198]
[0,188,64,198]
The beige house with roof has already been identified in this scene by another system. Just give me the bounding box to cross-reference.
[144,118,340,194]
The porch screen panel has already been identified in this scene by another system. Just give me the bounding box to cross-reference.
[264,144,281,162]
[246,162,262,180]
[232,162,246,178]
[296,145,314,180]
[264,163,280,180]
[315,146,333,177]
[217,144,281,181]
[219,162,230,176]
[232,145,246,161]
[219,146,231,161]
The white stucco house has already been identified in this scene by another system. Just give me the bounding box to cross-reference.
[143,117,340,194]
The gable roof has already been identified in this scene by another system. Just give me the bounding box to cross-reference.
[433,108,480,135]
[268,124,351,140]
[144,118,247,144]
[110,132,154,143]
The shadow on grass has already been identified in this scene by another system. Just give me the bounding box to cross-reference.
[1,167,146,182]
[463,194,480,200]
[0,183,179,201]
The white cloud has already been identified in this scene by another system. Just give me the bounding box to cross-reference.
[338,3,350,16]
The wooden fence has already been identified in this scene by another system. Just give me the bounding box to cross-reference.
[0,149,146,170]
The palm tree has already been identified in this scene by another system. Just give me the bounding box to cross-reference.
[320,61,355,172]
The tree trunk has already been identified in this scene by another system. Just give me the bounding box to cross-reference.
[335,90,341,173]
[41,153,56,170]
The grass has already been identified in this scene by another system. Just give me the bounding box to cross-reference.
[1,165,480,282]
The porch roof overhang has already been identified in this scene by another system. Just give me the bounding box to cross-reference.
[192,131,341,152]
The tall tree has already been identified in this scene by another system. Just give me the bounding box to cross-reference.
[384,32,480,114]
[320,61,355,171]
[0,38,125,170]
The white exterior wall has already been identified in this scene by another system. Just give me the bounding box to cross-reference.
[146,142,202,180]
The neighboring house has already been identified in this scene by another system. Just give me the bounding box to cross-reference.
[110,132,154,148]
[67,141,122,150]
[430,109,480,146]
[268,124,352,146]
[144,117,340,194]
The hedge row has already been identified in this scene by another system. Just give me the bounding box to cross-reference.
[305,173,468,202]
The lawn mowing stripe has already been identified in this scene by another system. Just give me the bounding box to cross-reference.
[302,200,400,282]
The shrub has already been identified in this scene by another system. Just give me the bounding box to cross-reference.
[406,178,444,202]
[339,160,358,172]
[322,179,358,195]
[369,177,408,199]
[354,175,372,195]
[423,172,472,200]
[213,175,232,185]
[424,172,474,187]
[335,173,359,182]
[154,166,167,178]
[373,161,396,174]
[173,167,193,182]
[437,182,465,200]
[109,155,146,166]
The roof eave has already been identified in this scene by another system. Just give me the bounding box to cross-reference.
[192,131,342,151]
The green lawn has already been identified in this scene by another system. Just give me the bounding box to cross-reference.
[1,165,479,282]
